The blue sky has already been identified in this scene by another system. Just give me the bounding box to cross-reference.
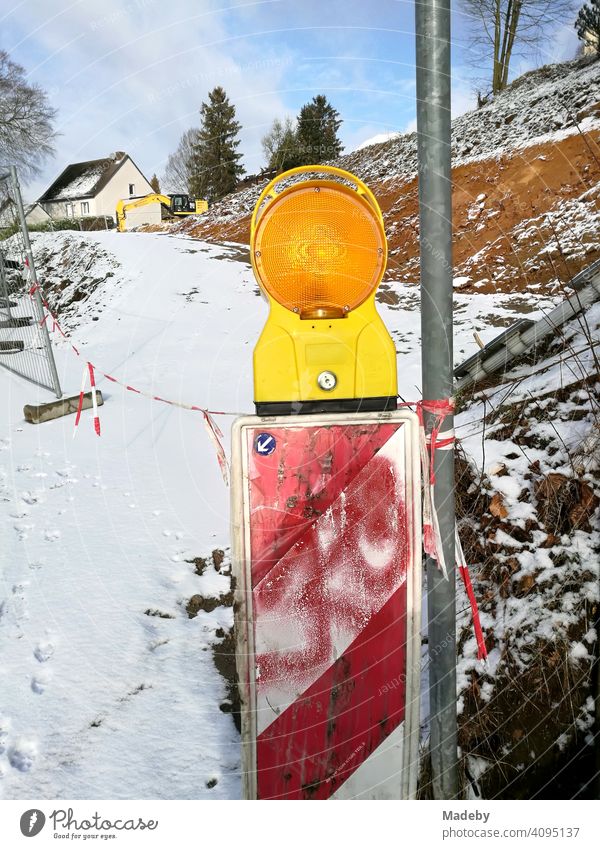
[2,0,580,200]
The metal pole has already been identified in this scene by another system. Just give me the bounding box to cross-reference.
[0,251,13,320]
[415,0,458,798]
[10,166,62,398]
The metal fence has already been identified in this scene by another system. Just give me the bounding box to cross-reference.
[0,166,62,398]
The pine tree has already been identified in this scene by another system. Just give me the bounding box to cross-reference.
[190,86,245,203]
[150,173,160,193]
[295,95,343,164]
[576,1,600,54]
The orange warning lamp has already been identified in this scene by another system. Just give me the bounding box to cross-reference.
[251,165,397,414]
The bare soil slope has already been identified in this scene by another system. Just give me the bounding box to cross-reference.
[169,57,600,295]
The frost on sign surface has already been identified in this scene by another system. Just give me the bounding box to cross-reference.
[245,422,412,799]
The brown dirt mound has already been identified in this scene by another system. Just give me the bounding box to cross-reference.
[179,129,600,295]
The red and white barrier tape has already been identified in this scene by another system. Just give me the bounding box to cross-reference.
[402,397,456,578]
[456,528,488,661]
[73,362,101,437]
[24,265,489,654]
[26,270,231,482]
[400,397,487,658]
[202,411,229,486]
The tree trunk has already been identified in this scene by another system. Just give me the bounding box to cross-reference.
[500,0,523,90]
[495,0,513,93]
[492,0,503,94]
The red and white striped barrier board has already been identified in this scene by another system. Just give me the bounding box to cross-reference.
[231,411,422,799]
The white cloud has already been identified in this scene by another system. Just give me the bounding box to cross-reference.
[8,0,294,195]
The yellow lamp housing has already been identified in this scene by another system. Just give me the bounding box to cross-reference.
[251,165,398,415]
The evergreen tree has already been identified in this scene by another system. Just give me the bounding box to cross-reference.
[190,86,245,203]
[576,1,600,54]
[295,94,343,164]
[149,173,160,193]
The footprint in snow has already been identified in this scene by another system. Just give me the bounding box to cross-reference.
[20,491,39,505]
[31,669,52,694]
[49,477,77,490]
[9,507,29,520]
[8,738,37,772]
[10,583,29,622]
[49,470,79,489]
[44,529,61,542]
[0,717,10,755]
[34,640,55,663]
[170,551,187,563]
[13,522,34,541]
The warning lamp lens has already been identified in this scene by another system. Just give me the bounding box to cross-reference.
[253,183,385,318]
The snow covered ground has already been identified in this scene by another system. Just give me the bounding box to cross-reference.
[0,230,582,799]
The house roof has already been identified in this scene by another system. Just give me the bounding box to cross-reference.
[38,152,131,203]
[25,202,50,218]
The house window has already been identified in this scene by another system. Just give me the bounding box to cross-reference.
[66,203,74,218]
[81,202,90,215]
[129,183,135,196]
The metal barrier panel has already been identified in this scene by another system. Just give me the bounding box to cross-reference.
[0,167,61,397]
[231,410,421,800]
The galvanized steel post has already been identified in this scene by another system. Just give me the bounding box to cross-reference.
[415,0,458,798]
[10,165,62,399]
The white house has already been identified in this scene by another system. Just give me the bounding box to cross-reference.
[38,152,161,229]
[0,198,50,228]
[582,29,599,56]
[24,203,51,226]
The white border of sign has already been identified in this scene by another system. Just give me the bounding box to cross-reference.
[231,410,422,800]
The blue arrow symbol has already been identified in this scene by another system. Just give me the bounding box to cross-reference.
[255,433,276,455]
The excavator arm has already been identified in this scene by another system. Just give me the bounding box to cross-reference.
[116,194,172,232]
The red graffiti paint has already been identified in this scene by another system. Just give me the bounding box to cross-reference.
[244,421,413,799]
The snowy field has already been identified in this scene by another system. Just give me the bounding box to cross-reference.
[0,230,565,799]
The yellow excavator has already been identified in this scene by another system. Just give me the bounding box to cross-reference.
[116,193,208,232]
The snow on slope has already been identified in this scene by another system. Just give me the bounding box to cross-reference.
[0,232,258,799]
[452,300,600,797]
[354,132,400,151]
[173,56,600,245]
[0,229,565,799]
[340,56,600,185]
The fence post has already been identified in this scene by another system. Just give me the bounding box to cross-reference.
[415,0,458,799]
[9,166,62,399]
[0,251,13,320]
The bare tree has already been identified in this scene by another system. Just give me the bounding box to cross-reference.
[162,127,198,193]
[261,116,302,170]
[0,50,57,180]
[460,1,578,95]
